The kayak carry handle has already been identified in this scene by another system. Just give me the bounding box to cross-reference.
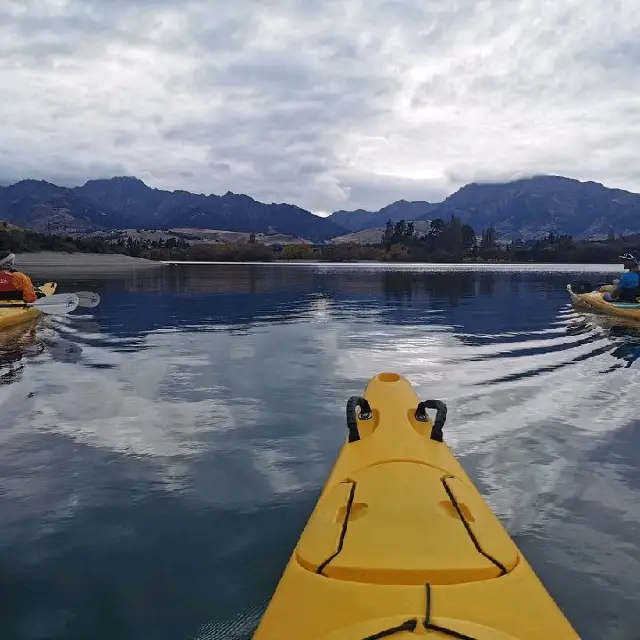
[415,400,448,442]
[345,396,372,443]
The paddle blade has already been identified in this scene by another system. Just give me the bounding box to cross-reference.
[74,291,101,308]
[569,280,595,294]
[34,293,80,315]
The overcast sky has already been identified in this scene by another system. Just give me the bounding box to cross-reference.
[2,0,639,215]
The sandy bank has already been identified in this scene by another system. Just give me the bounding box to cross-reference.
[15,252,166,275]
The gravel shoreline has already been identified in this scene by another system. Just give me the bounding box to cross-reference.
[15,252,167,275]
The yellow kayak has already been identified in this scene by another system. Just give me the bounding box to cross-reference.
[567,283,640,321]
[0,282,57,330]
[253,373,578,639]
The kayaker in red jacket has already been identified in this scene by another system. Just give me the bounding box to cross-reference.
[0,251,42,303]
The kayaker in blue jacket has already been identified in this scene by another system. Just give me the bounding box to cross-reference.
[602,253,640,302]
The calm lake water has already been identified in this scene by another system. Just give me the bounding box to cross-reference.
[0,262,638,640]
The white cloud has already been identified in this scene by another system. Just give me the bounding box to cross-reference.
[1,0,640,213]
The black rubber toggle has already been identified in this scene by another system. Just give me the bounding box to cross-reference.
[415,400,448,442]
[346,396,372,443]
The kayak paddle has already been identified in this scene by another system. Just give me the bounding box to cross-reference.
[73,291,101,308]
[569,280,613,294]
[0,293,80,315]
[33,285,100,309]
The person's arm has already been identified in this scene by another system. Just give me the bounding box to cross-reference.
[12,272,37,303]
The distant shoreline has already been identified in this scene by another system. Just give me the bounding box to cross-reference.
[16,251,167,274]
[8,251,622,276]
[159,259,621,272]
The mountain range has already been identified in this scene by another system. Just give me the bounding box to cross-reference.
[1,174,639,242]
[0,177,345,241]
[327,175,640,241]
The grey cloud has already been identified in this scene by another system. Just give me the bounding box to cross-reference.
[0,3,142,65]
[332,172,452,211]
[210,162,232,173]
[0,156,127,189]
[113,132,138,148]
[2,0,640,213]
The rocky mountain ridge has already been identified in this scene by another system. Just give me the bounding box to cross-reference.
[1,174,639,242]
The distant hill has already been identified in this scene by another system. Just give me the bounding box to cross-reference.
[0,179,132,233]
[329,200,437,232]
[331,220,432,245]
[0,177,346,242]
[422,175,640,240]
[77,177,347,241]
[83,227,313,246]
[3,174,640,242]
[330,175,640,241]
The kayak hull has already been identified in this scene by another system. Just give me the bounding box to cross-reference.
[567,283,640,321]
[0,282,57,330]
[253,373,578,639]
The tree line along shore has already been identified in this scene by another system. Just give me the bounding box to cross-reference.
[0,216,637,264]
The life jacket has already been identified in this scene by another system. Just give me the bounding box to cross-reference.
[0,270,24,300]
[617,271,640,303]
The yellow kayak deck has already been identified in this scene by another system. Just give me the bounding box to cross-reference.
[253,373,578,639]
[0,282,57,330]
[567,284,640,321]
